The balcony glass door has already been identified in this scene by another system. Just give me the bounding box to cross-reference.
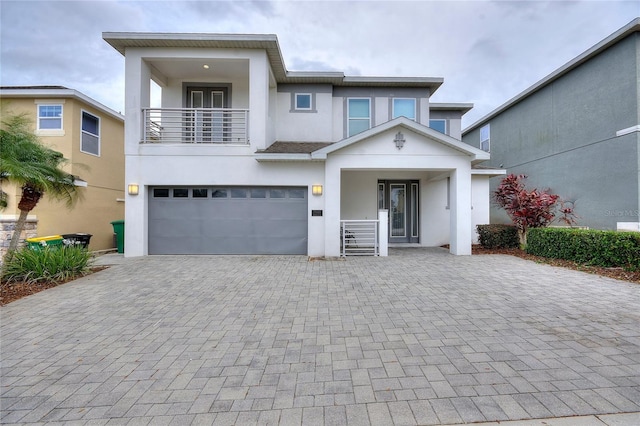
[186,86,228,143]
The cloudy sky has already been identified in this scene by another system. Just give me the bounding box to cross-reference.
[1,0,638,127]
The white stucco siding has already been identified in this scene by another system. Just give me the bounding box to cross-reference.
[374,97,388,127]
[421,178,450,247]
[419,98,430,125]
[332,97,344,141]
[341,171,378,220]
[333,127,472,166]
[275,92,334,142]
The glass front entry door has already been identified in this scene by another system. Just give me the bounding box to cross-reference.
[378,180,419,243]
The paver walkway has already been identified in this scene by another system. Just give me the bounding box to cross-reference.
[1,248,639,425]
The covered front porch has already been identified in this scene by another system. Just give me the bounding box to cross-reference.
[311,118,493,257]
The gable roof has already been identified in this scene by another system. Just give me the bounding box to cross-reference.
[102,32,443,91]
[312,117,490,163]
[463,17,640,135]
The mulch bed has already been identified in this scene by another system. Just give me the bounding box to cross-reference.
[1,249,638,306]
[0,266,108,306]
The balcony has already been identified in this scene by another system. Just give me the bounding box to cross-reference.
[142,108,249,144]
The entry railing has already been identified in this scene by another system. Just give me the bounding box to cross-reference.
[340,220,379,256]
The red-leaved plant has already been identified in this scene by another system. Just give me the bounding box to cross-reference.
[494,174,577,247]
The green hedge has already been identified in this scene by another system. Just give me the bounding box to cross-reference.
[476,224,519,249]
[527,228,640,269]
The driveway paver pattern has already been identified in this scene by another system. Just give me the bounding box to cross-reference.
[1,248,639,425]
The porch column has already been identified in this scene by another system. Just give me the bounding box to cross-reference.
[324,160,341,257]
[449,165,472,255]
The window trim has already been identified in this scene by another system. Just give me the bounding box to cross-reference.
[347,97,371,137]
[480,124,490,152]
[392,98,416,121]
[35,100,65,135]
[80,109,101,157]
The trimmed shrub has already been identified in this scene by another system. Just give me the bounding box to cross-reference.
[1,245,93,284]
[527,228,640,270]
[476,224,520,249]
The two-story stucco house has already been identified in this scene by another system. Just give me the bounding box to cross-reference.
[0,86,125,255]
[462,18,640,233]
[103,32,504,257]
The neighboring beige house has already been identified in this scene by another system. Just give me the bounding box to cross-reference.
[0,86,125,254]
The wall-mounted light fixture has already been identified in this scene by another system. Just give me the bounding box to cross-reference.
[394,131,405,150]
[312,185,323,196]
[128,184,139,196]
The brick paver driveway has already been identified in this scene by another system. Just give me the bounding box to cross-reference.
[1,248,639,425]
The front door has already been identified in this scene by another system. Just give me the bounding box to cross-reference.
[378,180,419,243]
[186,86,228,142]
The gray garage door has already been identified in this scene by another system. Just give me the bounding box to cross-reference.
[148,186,308,255]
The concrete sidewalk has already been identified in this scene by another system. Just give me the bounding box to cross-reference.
[1,248,639,424]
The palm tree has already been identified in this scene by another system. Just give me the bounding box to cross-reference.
[1,113,81,257]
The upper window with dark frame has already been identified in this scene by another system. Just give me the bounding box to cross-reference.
[81,111,100,156]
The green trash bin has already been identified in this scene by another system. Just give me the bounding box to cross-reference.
[111,220,125,253]
[26,235,64,250]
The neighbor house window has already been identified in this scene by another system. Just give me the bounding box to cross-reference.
[295,93,312,110]
[348,98,371,137]
[392,98,416,120]
[429,119,447,134]
[38,104,63,130]
[480,124,490,152]
[81,111,100,156]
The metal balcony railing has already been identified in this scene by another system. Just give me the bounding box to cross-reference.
[142,108,249,144]
[340,220,380,256]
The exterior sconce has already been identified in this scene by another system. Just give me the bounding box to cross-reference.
[312,185,323,196]
[128,184,139,196]
[394,132,405,150]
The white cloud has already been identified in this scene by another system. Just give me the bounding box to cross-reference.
[1,0,638,126]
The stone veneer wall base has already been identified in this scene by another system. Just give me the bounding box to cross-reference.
[1,218,38,258]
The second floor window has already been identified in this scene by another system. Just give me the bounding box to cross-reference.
[480,124,490,152]
[38,104,63,130]
[81,111,100,156]
[429,119,447,134]
[392,98,416,120]
[348,98,371,137]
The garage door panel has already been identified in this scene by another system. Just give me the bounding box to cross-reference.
[149,186,308,255]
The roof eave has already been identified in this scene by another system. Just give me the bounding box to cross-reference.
[0,87,124,121]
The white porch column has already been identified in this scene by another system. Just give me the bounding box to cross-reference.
[378,209,388,257]
[124,53,150,257]
[449,165,472,255]
[248,51,269,150]
[324,160,341,257]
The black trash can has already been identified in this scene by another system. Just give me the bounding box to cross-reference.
[62,233,92,249]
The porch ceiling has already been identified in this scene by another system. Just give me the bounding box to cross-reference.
[147,58,249,81]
